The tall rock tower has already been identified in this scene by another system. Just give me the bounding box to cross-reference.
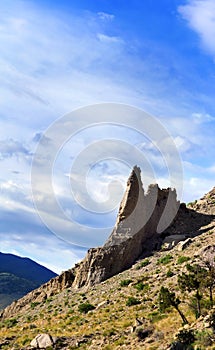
[104,165,145,247]
[71,166,179,288]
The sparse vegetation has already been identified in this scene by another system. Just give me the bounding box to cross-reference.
[136,258,151,269]
[176,328,195,345]
[158,286,188,324]
[187,199,197,207]
[30,302,40,309]
[157,254,173,265]
[166,269,174,277]
[3,317,18,328]
[178,264,207,318]
[120,279,132,287]
[1,206,215,350]
[177,256,190,264]
[126,296,141,306]
[78,302,95,314]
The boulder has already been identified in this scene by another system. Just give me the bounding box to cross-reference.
[30,333,57,349]
[162,235,187,250]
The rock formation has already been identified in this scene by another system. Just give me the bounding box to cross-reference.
[3,167,215,322]
[72,166,180,288]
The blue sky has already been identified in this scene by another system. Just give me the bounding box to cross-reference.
[0,0,215,273]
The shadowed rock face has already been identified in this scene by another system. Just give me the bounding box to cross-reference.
[1,167,215,320]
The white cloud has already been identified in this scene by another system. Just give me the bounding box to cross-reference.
[192,112,215,124]
[97,33,123,44]
[0,138,31,160]
[183,177,215,202]
[97,12,115,21]
[178,0,215,56]
[173,136,191,153]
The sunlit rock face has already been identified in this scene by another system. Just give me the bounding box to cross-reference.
[72,166,180,288]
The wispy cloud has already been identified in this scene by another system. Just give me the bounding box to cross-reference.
[0,139,31,160]
[178,0,215,56]
[97,12,115,21]
[97,33,123,44]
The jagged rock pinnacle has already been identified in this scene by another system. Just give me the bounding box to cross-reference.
[117,165,143,223]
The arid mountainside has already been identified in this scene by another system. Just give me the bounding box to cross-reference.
[0,168,215,349]
[0,253,57,310]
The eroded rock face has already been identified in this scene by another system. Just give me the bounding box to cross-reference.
[72,166,180,288]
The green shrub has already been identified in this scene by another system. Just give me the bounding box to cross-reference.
[176,329,195,345]
[166,269,174,277]
[4,318,18,328]
[22,337,31,346]
[140,259,150,267]
[177,256,190,264]
[157,254,173,265]
[126,296,141,306]
[103,328,116,337]
[78,302,95,314]
[196,330,213,347]
[45,297,53,303]
[31,302,40,309]
[120,279,132,287]
[134,282,145,291]
[134,282,150,292]
[136,259,150,270]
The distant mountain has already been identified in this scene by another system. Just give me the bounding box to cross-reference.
[0,252,57,309]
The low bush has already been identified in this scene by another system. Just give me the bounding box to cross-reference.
[166,269,174,277]
[78,302,95,314]
[157,254,173,265]
[120,279,132,287]
[177,256,190,264]
[4,318,18,328]
[126,296,141,306]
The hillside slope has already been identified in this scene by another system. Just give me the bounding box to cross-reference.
[0,222,215,349]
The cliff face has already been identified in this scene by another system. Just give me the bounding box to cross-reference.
[0,166,181,319]
[72,166,179,288]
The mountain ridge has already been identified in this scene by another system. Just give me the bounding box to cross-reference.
[0,252,57,310]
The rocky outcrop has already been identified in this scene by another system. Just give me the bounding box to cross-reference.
[1,166,181,319]
[188,187,215,215]
[72,166,180,288]
[2,167,214,321]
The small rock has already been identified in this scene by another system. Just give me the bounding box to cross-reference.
[178,238,192,251]
[204,322,211,328]
[96,300,109,309]
[30,333,57,349]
